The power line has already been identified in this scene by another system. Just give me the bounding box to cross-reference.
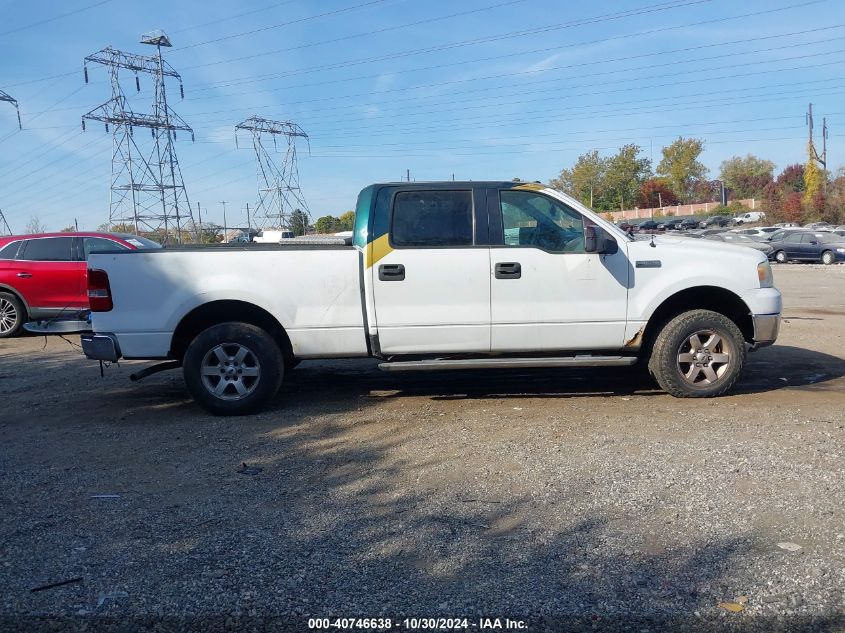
[182,0,528,71]
[174,0,394,51]
[0,0,114,37]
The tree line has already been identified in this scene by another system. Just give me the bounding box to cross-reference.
[551,137,845,224]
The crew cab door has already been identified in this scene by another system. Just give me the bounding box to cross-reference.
[488,188,629,351]
[371,188,490,354]
[12,237,86,314]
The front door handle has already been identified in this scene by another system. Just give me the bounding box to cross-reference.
[378,263,405,281]
[16,272,32,278]
[495,262,521,279]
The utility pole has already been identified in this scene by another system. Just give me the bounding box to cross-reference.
[196,201,202,242]
[406,168,410,182]
[74,218,79,231]
[235,116,310,232]
[0,89,21,129]
[82,30,197,244]
[219,200,228,241]
[807,102,828,169]
[245,202,251,235]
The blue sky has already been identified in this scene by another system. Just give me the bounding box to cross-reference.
[0,0,843,232]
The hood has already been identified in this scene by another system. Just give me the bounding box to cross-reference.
[628,234,767,264]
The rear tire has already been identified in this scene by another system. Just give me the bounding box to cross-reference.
[0,292,25,339]
[648,309,747,398]
[774,250,787,264]
[183,322,284,415]
[821,250,835,265]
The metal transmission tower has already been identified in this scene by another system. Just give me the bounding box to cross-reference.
[0,89,21,129]
[235,116,310,232]
[82,31,197,243]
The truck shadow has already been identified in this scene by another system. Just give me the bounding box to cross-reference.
[282,344,845,404]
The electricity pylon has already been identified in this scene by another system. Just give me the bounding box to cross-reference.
[235,116,310,231]
[0,89,21,129]
[82,30,196,243]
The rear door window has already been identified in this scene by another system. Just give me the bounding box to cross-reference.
[390,190,473,247]
[0,241,21,260]
[20,237,74,261]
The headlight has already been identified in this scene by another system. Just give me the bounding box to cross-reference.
[758,261,773,288]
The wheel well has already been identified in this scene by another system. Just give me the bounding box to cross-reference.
[170,300,293,362]
[0,286,29,317]
[641,286,754,349]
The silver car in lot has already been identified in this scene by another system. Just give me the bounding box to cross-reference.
[685,231,775,255]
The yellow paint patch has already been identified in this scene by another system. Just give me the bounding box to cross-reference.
[718,601,745,613]
[365,233,393,268]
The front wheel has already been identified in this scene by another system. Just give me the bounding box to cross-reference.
[774,250,787,264]
[821,250,836,265]
[183,322,284,415]
[648,309,747,398]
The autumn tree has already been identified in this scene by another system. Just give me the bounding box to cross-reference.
[603,144,651,210]
[719,154,775,199]
[638,178,678,208]
[657,137,708,203]
[550,149,608,209]
[314,215,340,234]
[337,210,355,231]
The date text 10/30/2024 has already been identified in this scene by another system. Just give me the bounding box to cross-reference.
[308,618,529,630]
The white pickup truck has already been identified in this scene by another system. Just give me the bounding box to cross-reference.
[81,181,781,415]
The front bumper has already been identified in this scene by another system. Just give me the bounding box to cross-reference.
[81,333,121,362]
[750,313,780,350]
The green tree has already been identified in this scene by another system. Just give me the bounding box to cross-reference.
[603,144,651,210]
[719,154,775,199]
[550,149,608,209]
[337,210,355,231]
[803,144,825,209]
[289,209,310,237]
[657,137,708,203]
[314,215,339,234]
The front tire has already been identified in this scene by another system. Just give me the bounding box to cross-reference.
[821,250,836,265]
[183,322,284,415]
[648,309,747,398]
[0,292,25,339]
[774,250,787,264]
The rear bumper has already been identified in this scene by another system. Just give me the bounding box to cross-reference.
[81,333,121,362]
[750,313,780,350]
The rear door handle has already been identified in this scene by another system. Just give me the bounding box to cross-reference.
[16,272,32,278]
[378,263,405,281]
[495,262,521,279]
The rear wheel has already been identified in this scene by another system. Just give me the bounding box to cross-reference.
[0,292,25,338]
[774,250,787,264]
[183,322,284,415]
[821,250,836,265]
[648,309,747,398]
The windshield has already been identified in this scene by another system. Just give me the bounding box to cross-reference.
[118,235,162,249]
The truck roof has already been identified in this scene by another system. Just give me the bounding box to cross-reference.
[371,180,547,189]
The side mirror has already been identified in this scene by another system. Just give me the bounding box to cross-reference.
[585,225,618,255]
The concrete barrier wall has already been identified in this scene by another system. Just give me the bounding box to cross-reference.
[602,198,757,221]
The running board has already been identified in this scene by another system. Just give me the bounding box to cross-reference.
[378,355,638,372]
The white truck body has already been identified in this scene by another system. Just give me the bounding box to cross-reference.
[84,182,781,414]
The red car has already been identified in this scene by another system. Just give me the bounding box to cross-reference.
[0,232,160,337]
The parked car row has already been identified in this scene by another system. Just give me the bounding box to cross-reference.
[0,232,161,338]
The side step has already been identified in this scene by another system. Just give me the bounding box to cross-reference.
[378,355,638,372]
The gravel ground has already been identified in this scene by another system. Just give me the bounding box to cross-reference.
[0,265,844,632]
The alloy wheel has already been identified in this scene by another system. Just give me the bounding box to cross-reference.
[200,343,261,401]
[0,297,18,335]
[676,330,731,386]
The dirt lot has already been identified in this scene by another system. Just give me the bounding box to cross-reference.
[1,265,844,632]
